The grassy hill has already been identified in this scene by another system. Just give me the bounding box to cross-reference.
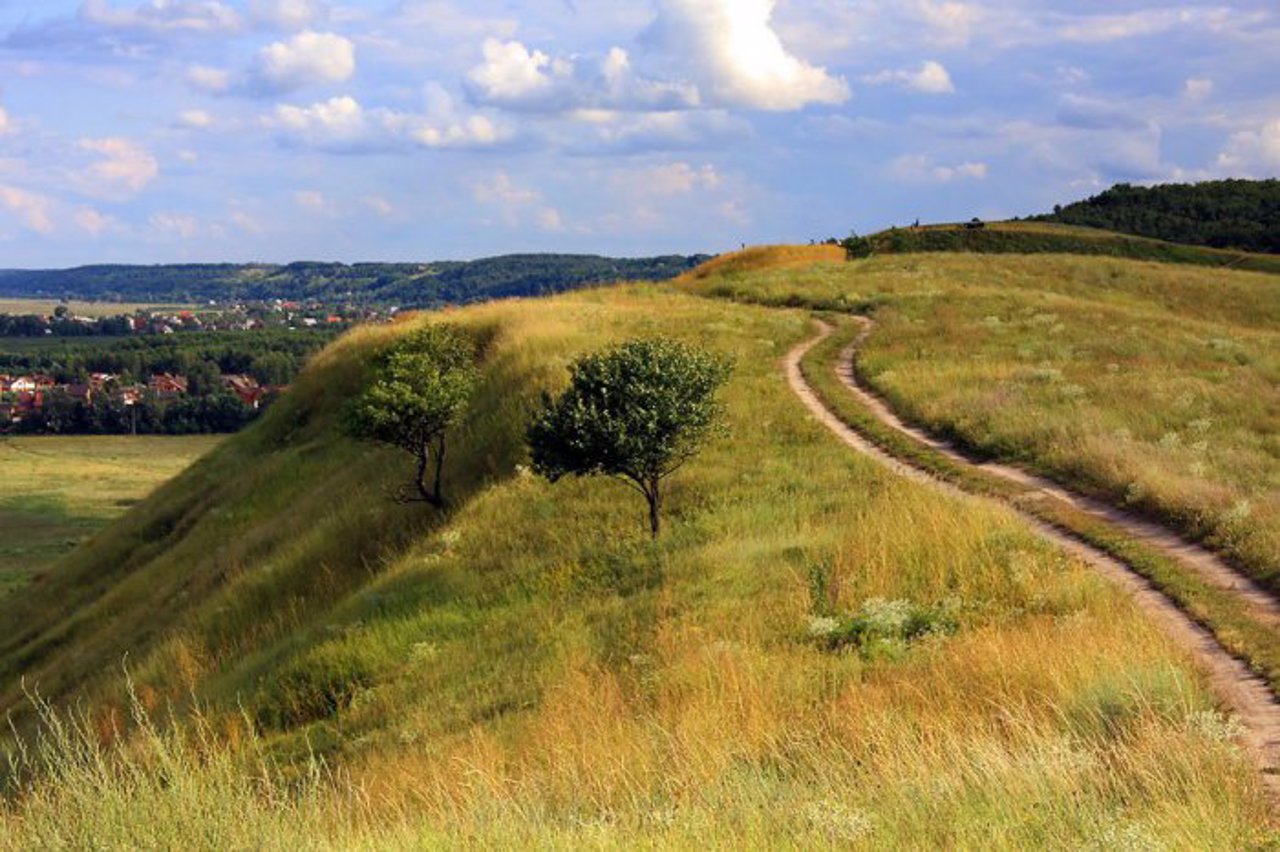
[857,221,1280,275]
[1038,179,1280,254]
[0,254,709,307]
[1,280,1272,845]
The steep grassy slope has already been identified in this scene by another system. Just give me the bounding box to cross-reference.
[1,286,1273,846]
[686,250,1279,589]
[862,221,1280,275]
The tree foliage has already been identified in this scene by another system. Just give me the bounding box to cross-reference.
[346,325,479,507]
[840,231,874,260]
[527,338,732,538]
[1038,179,1280,254]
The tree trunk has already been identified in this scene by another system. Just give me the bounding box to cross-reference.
[414,446,436,505]
[432,433,447,506]
[646,478,661,539]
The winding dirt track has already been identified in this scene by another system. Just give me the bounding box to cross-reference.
[785,319,1280,805]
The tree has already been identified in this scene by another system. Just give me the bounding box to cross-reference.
[346,325,479,508]
[528,338,732,538]
[840,231,873,260]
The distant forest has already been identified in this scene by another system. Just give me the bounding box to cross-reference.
[0,254,710,306]
[1038,179,1280,254]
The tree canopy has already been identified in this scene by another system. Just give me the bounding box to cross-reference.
[346,325,479,507]
[528,338,731,538]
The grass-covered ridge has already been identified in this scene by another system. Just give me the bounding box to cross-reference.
[861,220,1280,275]
[688,249,1280,589]
[0,284,1274,845]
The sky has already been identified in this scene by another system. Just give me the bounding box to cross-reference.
[0,0,1276,266]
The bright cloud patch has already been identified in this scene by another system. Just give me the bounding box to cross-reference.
[891,155,988,183]
[863,61,955,94]
[78,137,159,198]
[79,0,243,35]
[269,91,504,151]
[1217,119,1280,176]
[249,0,328,31]
[252,31,355,92]
[647,0,848,110]
[0,185,55,233]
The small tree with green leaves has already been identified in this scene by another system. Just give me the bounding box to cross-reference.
[528,338,731,538]
[346,325,478,508]
[840,230,873,260]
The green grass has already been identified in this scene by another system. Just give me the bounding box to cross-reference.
[0,286,1273,846]
[0,435,221,593]
[866,220,1280,275]
[688,249,1280,589]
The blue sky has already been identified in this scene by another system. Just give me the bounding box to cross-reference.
[0,0,1276,266]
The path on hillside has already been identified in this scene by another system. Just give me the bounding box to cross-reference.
[785,320,1280,804]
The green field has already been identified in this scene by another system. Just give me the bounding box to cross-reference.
[0,282,1271,847]
[0,299,193,317]
[0,436,223,594]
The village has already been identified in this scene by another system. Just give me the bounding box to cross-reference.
[0,370,280,429]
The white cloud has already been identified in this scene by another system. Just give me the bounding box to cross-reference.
[646,0,849,110]
[150,212,200,238]
[468,39,567,104]
[1055,8,1267,43]
[0,185,55,233]
[177,109,214,129]
[79,0,243,35]
[249,0,328,31]
[624,162,723,196]
[535,207,564,231]
[187,64,231,93]
[1184,78,1214,102]
[863,60,955,94]
[890,155,988,182]
[252,31,355,92]
[77,137,159,198]
[1216,119,1280,175]
[363,195,394,218]
[269,90,505,151]
[472,170,539,206]
[294,189,334,214]
[912,0,983,46]
[73,206,114,236]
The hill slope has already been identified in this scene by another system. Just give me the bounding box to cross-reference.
[1038,179,1280,253]
[0,281,1272,845]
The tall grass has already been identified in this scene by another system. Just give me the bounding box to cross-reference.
[0,285,1273,845]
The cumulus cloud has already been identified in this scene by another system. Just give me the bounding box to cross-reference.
[74,206,115,236]
[623,162,723,196]
[267,89,505,152]
[150,212,201,238]
[250,30,355,92]
[465,40,698,113]
[0,185,55,234]
[77,137,160,198]
[177,109,214,129]
[645,0,849,110]
[1216,119,1280,175]
[890,155,987,183]
[862,61,955,94]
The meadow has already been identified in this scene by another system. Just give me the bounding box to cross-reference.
[0,299,193,317]
[0,284,1272,847]
[690,250,1280,591]
[0,435,221,594]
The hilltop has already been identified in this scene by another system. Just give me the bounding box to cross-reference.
[1,244,1276,846]
[1037,179,1280,254]
[0,253,709,307]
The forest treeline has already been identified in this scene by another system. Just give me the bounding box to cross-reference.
[1037,179,1280,253]
[0,254,710,305]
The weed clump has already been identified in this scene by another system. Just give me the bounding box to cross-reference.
[807,597,958,655]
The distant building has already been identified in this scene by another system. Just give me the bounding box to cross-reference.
[221,374,266,408]
[148,373,189,396]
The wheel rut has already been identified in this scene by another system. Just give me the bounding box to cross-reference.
[785,318,1280,806]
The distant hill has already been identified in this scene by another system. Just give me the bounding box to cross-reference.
[1036,179,1280,254]
[0,253,710,306]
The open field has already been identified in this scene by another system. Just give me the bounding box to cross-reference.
[0,285,1272,846]
[0,436,223,594]
[0,299,194,317]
